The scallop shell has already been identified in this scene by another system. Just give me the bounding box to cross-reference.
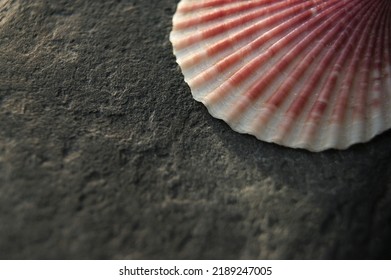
[170,0,391,151]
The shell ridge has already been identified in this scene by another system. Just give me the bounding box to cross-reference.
[229,0,359,126]
[171,0,391,151]
[173,0,319,50]
[186,0,332,87]
[383,4,391,129]
[201,0,347,107]
[326,1,383,148]
[257,2,373,145]
[365,3,390,140]
[181,0,318,72]
[186,5,314,88]
[306,0,382,149]
[178,0,246,13]
[296,1,374,148]
[175,0,285,30]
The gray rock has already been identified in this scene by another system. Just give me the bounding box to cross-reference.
[0,0,390,259]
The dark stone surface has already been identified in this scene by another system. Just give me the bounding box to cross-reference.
[0,0,390,259]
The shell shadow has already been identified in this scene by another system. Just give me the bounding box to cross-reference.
[206,109,391,259]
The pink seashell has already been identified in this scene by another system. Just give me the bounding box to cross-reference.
[170,0,391,152]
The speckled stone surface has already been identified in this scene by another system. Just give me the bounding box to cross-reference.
[0,0,390,259]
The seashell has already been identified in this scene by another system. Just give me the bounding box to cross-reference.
[170,0,391,152]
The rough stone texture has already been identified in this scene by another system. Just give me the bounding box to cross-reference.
[0,0,390,259]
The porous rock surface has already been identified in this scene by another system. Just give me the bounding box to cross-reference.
[0,0,390,259]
